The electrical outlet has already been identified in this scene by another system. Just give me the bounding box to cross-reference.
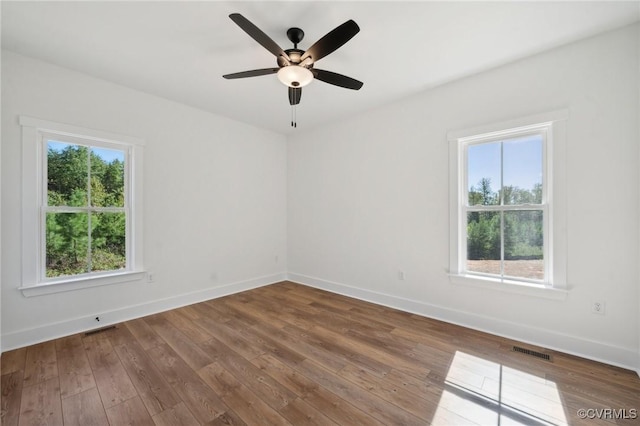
[147,272,154,283]
[398,270,405,280]
[592,301,605,315]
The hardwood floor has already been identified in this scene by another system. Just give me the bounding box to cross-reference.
[1,281,639,425]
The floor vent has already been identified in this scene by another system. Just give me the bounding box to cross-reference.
[512,345,552,361]
[84,325,117,336]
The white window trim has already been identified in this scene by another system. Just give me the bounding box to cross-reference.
[19,116,145,297]
[448,110,569,300]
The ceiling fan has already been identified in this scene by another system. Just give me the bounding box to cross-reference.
[223,13,363,127]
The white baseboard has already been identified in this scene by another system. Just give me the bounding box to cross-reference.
[1,273,286,352]
[287,272,639,373]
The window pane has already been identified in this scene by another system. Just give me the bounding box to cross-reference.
[91,212,126,272]
[46,212,89,277]
[504,211,543,280]
[467,143,500,206]
[466,211,501,275]
[91,147,125,207]
[503,135,543,205]
[47,141,88,207]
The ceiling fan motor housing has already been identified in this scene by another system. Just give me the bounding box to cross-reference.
[278,48,306,67]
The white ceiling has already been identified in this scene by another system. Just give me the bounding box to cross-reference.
[2,1,638,135]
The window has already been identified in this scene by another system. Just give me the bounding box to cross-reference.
[448,111,568,296]
[45,138,127,278]
[465,131,546,283]
[20,116,145,296]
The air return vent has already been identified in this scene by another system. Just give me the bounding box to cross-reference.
[84,325,116,336]
[512,345,552,361]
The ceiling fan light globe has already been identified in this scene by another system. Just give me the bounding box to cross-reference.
[277,66,313,88]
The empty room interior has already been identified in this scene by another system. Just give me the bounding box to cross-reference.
[1,1,640,425]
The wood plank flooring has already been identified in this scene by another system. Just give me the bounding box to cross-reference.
[1,281,639,425]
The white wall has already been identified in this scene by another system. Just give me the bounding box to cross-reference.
[288,24,639,370]
[1,51,288,350]
[2,24,638,373]
[0,51,2,356]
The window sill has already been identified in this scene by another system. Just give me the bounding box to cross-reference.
[449,274,568,301]
[18,271,146,297]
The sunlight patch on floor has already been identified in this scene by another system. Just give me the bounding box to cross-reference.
[432,351,567,425]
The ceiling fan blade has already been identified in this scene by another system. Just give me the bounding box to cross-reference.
[288,87,302,105]
[300,20,359,63]
[312,69,363,90]
[223,68,280,79]
[229,13,290,63]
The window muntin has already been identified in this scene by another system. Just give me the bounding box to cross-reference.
[462,130,548,284]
